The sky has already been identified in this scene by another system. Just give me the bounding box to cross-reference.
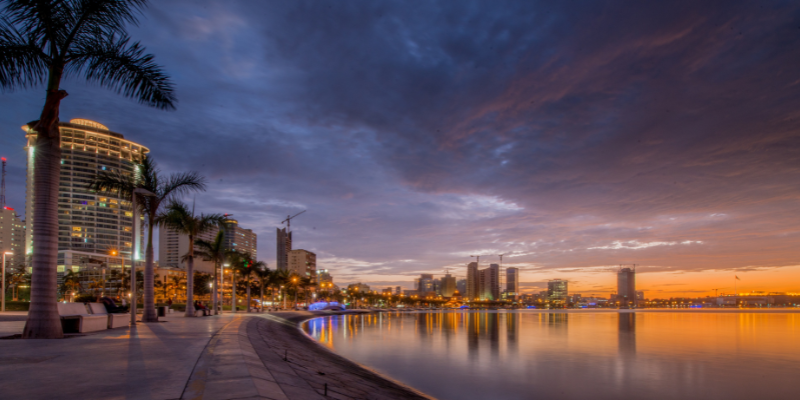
[1,1,799,297]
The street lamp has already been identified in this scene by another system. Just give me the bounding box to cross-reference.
[130,188,156,326]
[2,251,13,312]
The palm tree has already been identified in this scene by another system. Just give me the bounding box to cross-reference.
[168,275,185,301]
[91,156,205,322]
[59,270,81,302]
[1,0,175,338]
[232,252,264,313]
[157,200,222,316]
[252,264,271,312]
[271,268,291,309]
[195,231,227,315]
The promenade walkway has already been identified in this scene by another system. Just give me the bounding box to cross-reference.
[0,311,430,400]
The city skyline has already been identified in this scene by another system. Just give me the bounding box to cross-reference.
[2,1,799,296]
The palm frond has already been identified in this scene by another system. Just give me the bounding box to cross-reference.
[63,0,146,47]
[89,167,135,199]
[0,19,50,89]
[2,0,72,48]
[67,32,175,109]
[159,171,205,200]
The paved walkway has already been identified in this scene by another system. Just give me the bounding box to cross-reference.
[0,311,431,400]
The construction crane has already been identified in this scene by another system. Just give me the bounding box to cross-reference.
[711,287,731,297]
[281,210,306,231]
[470,255,481,266]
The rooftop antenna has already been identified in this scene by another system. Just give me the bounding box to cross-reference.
[0,157,6,209]
[281,210,306,232]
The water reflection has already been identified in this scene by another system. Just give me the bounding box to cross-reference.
[303,311,800,400]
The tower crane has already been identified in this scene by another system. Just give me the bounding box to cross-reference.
[281,210,306,231]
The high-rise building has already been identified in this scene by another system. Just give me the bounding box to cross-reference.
[456,278,467,295]
[466,262,479,300]
[506,267,519,299]
[617,267,636,307]
[158,225,218,273]
[395,286,401,295]
[317,269,332,283]
[418,273,434,295]
[478,264,500,300]
[548,279,568,303]
[0,206,25,268]
[222,217,257,258]
[441,273,457,297]
[288,249,316,281]
[23,119,146,276]
[276,227,291,270]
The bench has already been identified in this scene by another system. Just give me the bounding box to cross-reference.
[57,303,108,333]
[88,303,129,329]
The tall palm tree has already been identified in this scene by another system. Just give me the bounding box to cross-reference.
[233,252,264,313]
[272,268,291,309]
[195,231,227,315]
[1,0,175,338]
[252,265,271,312]
[157,200,222,316]
[91,156,205,322]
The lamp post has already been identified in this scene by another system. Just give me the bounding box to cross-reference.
[292,277,298,310]
[2,251,13,312]
[131,188,156,326]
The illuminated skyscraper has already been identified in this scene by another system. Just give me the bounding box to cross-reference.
[222,217,257,258]
[276,227,291,270]
[466,262,479,300]
[479,264,500,300]
[617,266,636,308]
[23,119,147,274]
[0,206,25,268]
[547,279,568,303]
[288,249,316,281]
[506,267,519,299]
[441,273,457,297]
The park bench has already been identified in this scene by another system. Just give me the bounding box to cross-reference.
[88,303,129,329]
[57,303,107,333]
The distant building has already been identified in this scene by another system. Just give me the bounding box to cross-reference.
[635,290,645,302]
[506,267,519,299]
[223,217,257,258]
[441,273,457,297]
[395,286,401,295]
[159,217,256,274]
[348,282,370,293]
[467,262,479,300]
[478,264,500,300]
[317,269,332,283]
[382,287,393,295]
[0,207,25,268]
[548,279,568,303]
[456,278,467,295]
[403,289,418,296]
[276,227,292,270]
[158,225,218,273]
[617,267,636,308]
[288,249,316,281]
[419,273,434,295]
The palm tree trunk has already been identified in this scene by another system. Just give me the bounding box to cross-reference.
[246,278,251,313]
[185,235,195,317]
[231,270,237,313]
[23,84,69,339]
[142,218,157,322]
[212,261,218,315]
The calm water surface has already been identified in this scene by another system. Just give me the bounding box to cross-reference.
[303,310,800,400]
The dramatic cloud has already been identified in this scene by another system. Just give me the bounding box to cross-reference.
[2,0,799,296]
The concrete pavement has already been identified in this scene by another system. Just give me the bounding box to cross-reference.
[0,311,432,400]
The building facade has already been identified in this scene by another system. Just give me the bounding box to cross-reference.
[23,119,147,281]
[466,262,479,300]
[158,226,219,273]
[276,227,291,270]
[223,217,257,258]
[506,267,519,299]
[548,279,569,303]
[0,207,25,268]
[478,264,500,300]
[288,249,316,281]
[617,267,636,307]
[441,273,457,297]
